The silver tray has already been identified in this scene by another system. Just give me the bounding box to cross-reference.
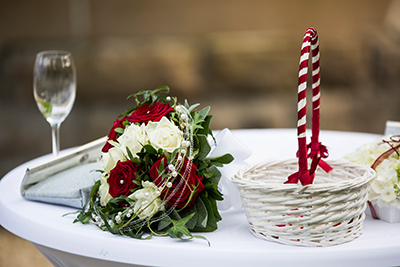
[20,137,106,208]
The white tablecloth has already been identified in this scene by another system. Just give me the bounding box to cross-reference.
[1,129,400,267]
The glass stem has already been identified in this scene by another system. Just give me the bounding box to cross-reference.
[51,123,61,156]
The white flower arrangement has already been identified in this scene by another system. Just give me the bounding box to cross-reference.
[345,136,400,208]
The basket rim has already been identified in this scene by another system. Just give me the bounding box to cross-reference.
[232,159,376,193]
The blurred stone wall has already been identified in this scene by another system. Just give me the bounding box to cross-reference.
[1,0,400,178]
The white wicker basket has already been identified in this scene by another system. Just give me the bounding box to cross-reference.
[231,28,376,247]
[232,159,375,246]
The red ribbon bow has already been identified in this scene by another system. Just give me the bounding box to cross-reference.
[285,141,332,185]
[309,142,333,173]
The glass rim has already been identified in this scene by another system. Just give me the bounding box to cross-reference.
[36,50,72,57]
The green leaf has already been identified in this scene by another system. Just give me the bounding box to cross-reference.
[123,228,150,239]
[179,206,198,229]
[102,215,120,235]
[169,209,182,220]
[154,85,170,94]
[156,209,184,232]
[90,180,101,201]
[126,147,135,162]
[183,99,190,109]
[191,193,219,232]
[204,165,221,182]
[167,213,210,246]
[167,213,195,239]
[204,183,223,201]
[36,99,52,117]
[197,115,213,136]
[188,103,201,113]
[190,234,210,246]
[118,107,134,118]
[194,197,208,228]
[73,210,92,224]
[197,134,211,160]
[157,215,172,231]
[197,106,210,122]
[208,153,234,165]
[114,127,125,134]
[128,86,170,105]
[143,144,158,155]
[119,86,170,117]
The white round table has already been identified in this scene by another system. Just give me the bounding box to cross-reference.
[1,129,400,267]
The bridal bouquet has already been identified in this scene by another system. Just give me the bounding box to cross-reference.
[345,136,400,208]
[75,86,233,242]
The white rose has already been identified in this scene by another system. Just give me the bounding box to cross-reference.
[99,175,112,206]
[99,146,126,173]
[146,117,183,153]
[117,123,147,158]
[129,181,165,219]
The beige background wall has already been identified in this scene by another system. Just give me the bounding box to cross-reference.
[0,1,399,265]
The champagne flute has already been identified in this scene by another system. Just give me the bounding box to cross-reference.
[33,50,76,156]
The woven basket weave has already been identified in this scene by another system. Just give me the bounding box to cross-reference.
[232,159,375,246]
[231,28,376,246]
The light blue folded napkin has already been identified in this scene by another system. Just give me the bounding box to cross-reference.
[21,137,106,208]
[24,162,100,208]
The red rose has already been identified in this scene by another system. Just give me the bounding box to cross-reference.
[149,156,205,209]
[108,160,138,198]
[127,102,174,124]
[102,116,127,152]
